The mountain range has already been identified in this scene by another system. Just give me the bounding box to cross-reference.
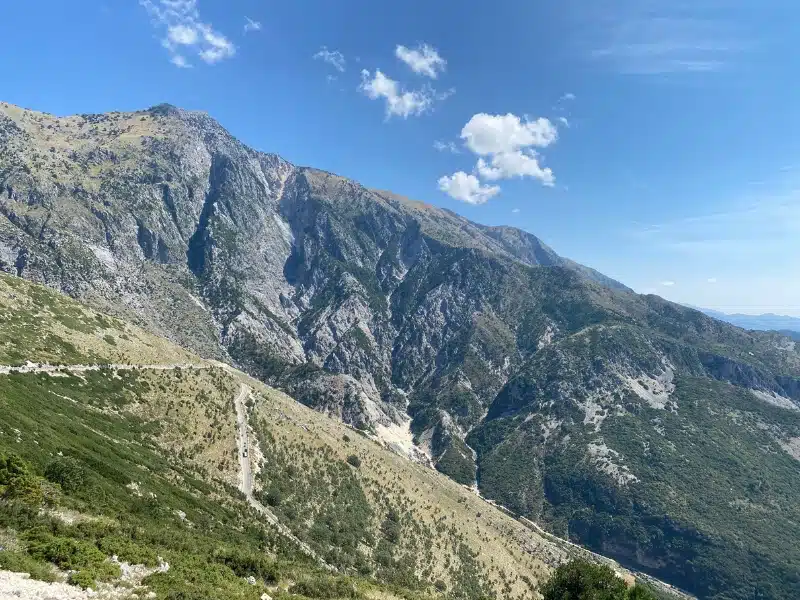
[1,101,799,600]
[694,307,800,335]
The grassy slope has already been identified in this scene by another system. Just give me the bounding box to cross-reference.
[0,272,587,600]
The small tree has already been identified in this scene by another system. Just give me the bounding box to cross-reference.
[0,452,43,505]
[346,455,361,468]
[45,456,87,493]
[541,560,655,600]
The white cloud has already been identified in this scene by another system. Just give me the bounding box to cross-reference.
[476,151,555,186]
[456,113,559,187]
[558,116,570,127]
[433,140,460,154]
[141,0,235,66]
[395,44,446,79]
[359,69,432,119]
[196,24,235,64]
[511,208,521,213]
[171,54,191,68]
[461,113,558,155]
[244,17,262,33]
[167,24,198,45]
[661,280,676,287]
[438,172,500,205]
[313,47,346,72]
[707,277,718,283]
[562,92,576,101]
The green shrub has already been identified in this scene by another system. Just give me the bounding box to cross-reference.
[289,575,362,599]
[68,570,96,589]
[25,530,120,583]
[97,536,158,567]
[264,486,282,507]
[541,560,655,600]
[143,555,258,600]
[346,455,361,468]
[0,453,43,505]
[213,546,280,583]
[0,550,57,582]
[44,456,87,493]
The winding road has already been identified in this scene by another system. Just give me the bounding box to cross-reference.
[233,384,258,506]
[231,382,334,570]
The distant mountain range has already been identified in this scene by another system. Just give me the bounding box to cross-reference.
[694,308,800,334]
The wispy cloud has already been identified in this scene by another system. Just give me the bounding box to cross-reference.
[631,192,800,256]
[585,2,749,75]
[395,44,446,79]
[660,280,676,287]
[140,0,235,67]
[359,70,433,119]
[433,140,460,154]
[313,47,346,72]
[244,17,261,34]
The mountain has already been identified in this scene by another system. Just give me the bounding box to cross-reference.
[694,308,800,334]
[0,270,596,600]
[1,101,799,599]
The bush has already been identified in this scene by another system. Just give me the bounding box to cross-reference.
[346,455,361,468]
[68,570,96,589]
[97,536,158,567]
[541,560,655,600]
[25,531,120,585]
[289,575,362,599]
[44,456,87,494]
[0,453,43,505]
[0,550,57,582]
[213,546,279,583]
[264,486,282,507]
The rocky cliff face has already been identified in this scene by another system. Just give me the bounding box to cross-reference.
[2,101,800,599]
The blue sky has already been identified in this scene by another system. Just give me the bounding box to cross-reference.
[1,0,799,314]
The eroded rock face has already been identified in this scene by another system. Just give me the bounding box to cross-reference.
[0,103,632,438]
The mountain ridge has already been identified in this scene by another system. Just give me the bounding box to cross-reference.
[691,306,800,333]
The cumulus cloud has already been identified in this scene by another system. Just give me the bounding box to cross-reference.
[359,69,432,118]
[313,47,346,72]
[244,17,262,33]
[459,113,558,186]
[435,112,561,203]
[438,172,500,205]
[562,92,576,100]
[461,113,558,155]
[476,151,555,186]
[140,0,235,67]
[433,140,460,154]
[395,43,446,78]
